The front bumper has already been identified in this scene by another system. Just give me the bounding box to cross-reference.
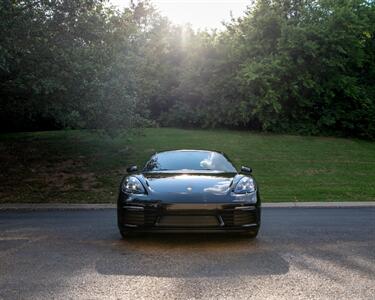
[117,198,261,233]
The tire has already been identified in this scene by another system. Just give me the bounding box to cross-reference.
[119,229,141,239]
[119,229,131,239]
[245,228,259,239]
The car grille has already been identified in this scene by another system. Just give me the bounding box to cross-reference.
[158,215,219,227]
[122,205,258,227]
[220,208,258,226]
[123,207,157,226]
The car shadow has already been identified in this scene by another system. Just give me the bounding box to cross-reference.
[95,233,290,278]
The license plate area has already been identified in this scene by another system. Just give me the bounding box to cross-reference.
[157,215,220,227]
[164,203,217,211]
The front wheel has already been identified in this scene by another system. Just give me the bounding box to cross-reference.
[245,228,259,239]
[119,229,131,239]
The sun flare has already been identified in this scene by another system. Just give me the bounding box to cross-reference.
[111,0,250,29]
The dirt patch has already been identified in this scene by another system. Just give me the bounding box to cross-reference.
[1,155,101,199]
[31,160,100,192]
[0,132,131,202]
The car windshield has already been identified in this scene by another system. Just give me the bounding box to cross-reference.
[143,151,237,173]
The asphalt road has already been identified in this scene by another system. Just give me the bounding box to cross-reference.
[0,208,374,299]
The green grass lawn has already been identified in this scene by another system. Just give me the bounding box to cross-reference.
[0,128,374,203]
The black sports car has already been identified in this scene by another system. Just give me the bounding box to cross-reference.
[117,150,261,238]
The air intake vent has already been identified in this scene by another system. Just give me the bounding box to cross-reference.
[158,215,219,227]
[220,208,257,226]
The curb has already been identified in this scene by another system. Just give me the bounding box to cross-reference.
[0,203,115,211]
[263,202,375,208]
[0,202,374,211]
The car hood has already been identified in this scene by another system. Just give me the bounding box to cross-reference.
[141,172,239,196]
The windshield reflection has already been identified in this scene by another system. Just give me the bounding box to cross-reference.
[143,150,236,173]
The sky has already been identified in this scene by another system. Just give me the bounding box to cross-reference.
[110,0,250,29]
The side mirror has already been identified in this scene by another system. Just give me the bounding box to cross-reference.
[240,166,252,174]
[126,165,138,173]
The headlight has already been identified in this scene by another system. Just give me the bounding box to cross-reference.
[122,176,146,194]
[234,176,255,194]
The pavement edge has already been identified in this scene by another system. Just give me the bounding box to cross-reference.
[0,202,374,211]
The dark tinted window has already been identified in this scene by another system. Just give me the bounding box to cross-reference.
[143,151,236,172]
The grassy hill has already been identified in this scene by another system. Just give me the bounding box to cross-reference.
[0,128,374,203]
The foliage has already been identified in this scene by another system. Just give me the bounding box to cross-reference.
[163,0,375,139]
[0,0,149,133]
[0,0,374,139]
